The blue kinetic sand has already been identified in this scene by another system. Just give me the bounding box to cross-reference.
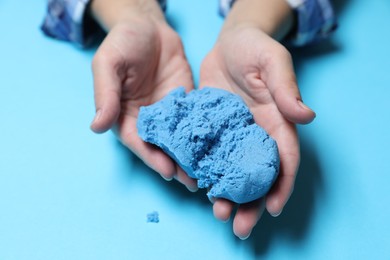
[146,211,159,223]
[137,87,280,204]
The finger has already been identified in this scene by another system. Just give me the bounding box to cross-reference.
[265,48,316,124]
[117,113,199,190]
[213,198,234,222]
[175,165,198,192]
[266,174,295,217]
[266,123,300,216]
[90,52,122,133]
[116,114,177,180]
[233,199,265,240]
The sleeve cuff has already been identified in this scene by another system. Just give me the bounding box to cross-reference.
[219,0,235,17]
[41,0,167,48]
[218,0,337,46]
[41,0,92,48]
[285,0,337,46]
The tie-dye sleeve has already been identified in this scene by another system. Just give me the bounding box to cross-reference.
[219,0,337,46]
[41,0,167,48]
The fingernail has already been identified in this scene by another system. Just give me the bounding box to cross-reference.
[270,210,282,217]
[162,175,173,181]
[238,231,252,240]
[187,185,199,193]
[221,217,230,223]
[92,109,102,125]
[298,100,314,112]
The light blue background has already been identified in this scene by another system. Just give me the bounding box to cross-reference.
[1,0,390,259]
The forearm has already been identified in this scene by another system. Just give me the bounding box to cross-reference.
[221,0,294,41]
[90,0,165,31]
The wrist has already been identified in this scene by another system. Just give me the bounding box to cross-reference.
[221,0,294,41]
[90,0,166,31]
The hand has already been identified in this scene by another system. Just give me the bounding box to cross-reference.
[199,25,315,239]
[90,15,197,191]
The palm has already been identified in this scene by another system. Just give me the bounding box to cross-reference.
[199,27,304,237]
[200,45,298,155]
[92,20,195,184]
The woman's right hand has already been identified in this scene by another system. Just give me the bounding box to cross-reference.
[89,0,198,191]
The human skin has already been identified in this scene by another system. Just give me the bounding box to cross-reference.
[89,0,198,190]
[89,0,316,240]
[200,0,316,239]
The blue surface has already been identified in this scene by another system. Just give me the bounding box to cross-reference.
[137,87,279,203]
[1,0,390,259]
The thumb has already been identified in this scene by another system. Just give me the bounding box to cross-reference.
[272,85,316,124]
[266,51,316,124]
[90,55,121,133]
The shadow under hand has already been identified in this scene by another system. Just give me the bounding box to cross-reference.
[244,133,325,256]
[291,39,341,75]
[333,0,352,16]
